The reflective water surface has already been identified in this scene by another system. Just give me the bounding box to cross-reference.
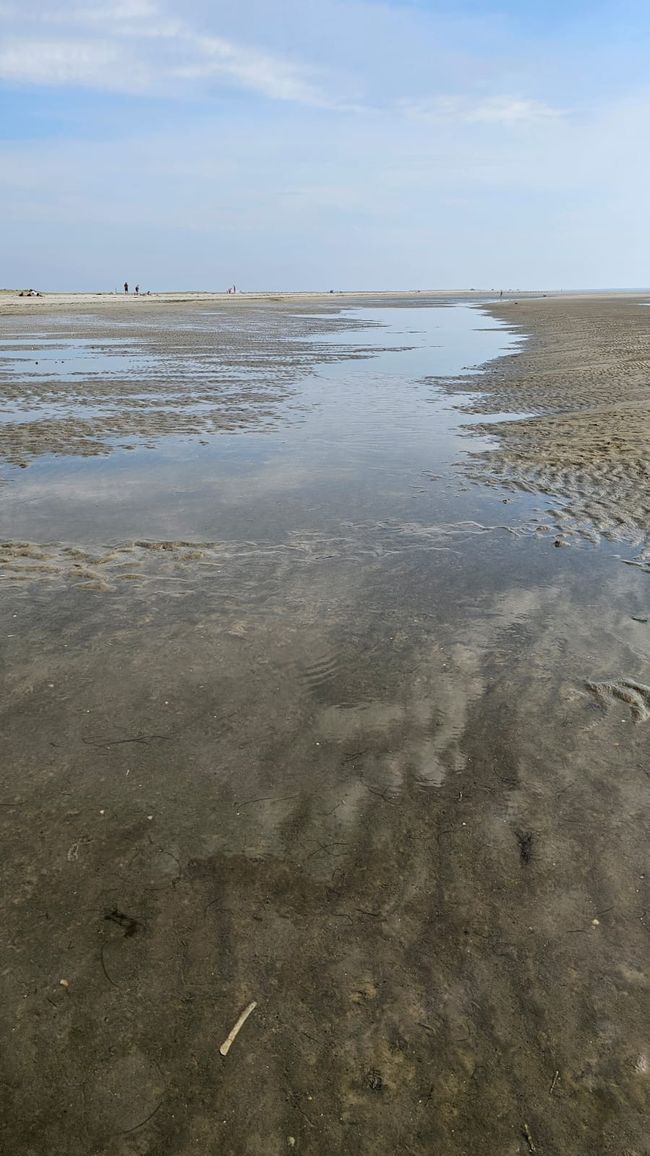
[0,305,522,541]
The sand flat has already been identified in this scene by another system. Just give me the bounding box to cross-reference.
[454,293,650,553]
[0,293,648,1156]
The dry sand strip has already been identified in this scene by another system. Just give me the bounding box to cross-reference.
[0,288,547,315]
[448,293,650,553]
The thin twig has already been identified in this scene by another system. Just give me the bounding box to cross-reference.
[82,732,171,748]
[115,1098,164,1135]
[99,942,119,988]
[234,793,299,809]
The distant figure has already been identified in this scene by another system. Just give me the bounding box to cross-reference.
[124,281,129,294]
[135,284,139,295]
[499,290,503,298]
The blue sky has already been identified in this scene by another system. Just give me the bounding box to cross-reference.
[1,0,649,290]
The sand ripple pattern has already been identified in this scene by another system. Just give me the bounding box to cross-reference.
[586,677,650,722]
[443,296,650,553]
[0,304,380,465]
[0,520,502,594]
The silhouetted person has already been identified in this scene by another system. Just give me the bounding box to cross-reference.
[124,281,129,294]
[135,285,139,295]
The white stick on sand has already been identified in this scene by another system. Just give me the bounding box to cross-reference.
[219,1001,258,1056]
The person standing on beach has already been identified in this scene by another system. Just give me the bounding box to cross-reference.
[135,285,139,295]
[124,281,129,294]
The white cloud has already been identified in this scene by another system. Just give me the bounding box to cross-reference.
[0,38,151,91]
[401,94,563,126]
[12,0,158,21]
[47,1,186,39]
[88,0,158,17]
[464,96,562,124]
[172,35,326,104]
[0,0,568,122]
[0,2,330,104]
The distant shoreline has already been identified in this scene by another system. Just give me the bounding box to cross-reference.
[1,287,648,316]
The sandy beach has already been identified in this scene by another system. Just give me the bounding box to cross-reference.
[0,291,648,1156]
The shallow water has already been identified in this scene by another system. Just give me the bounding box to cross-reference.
[0,304,524,543]
[1,300,648,1156]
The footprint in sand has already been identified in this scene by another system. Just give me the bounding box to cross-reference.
[586,677,650,722]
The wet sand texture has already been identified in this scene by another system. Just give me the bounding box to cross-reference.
[0,292,649,1155]
[0,302,387,465]
[1,556,648,1156]
[451,295,650,552]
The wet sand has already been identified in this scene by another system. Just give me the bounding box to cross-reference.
[0,298,384,465]
[452,294,650,555]
[0,293,648,1155]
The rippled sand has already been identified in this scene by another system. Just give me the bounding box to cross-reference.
[0,298,382,464]
[452,294,650,553]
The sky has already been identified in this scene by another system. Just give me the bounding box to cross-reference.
[1,0,649,290]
